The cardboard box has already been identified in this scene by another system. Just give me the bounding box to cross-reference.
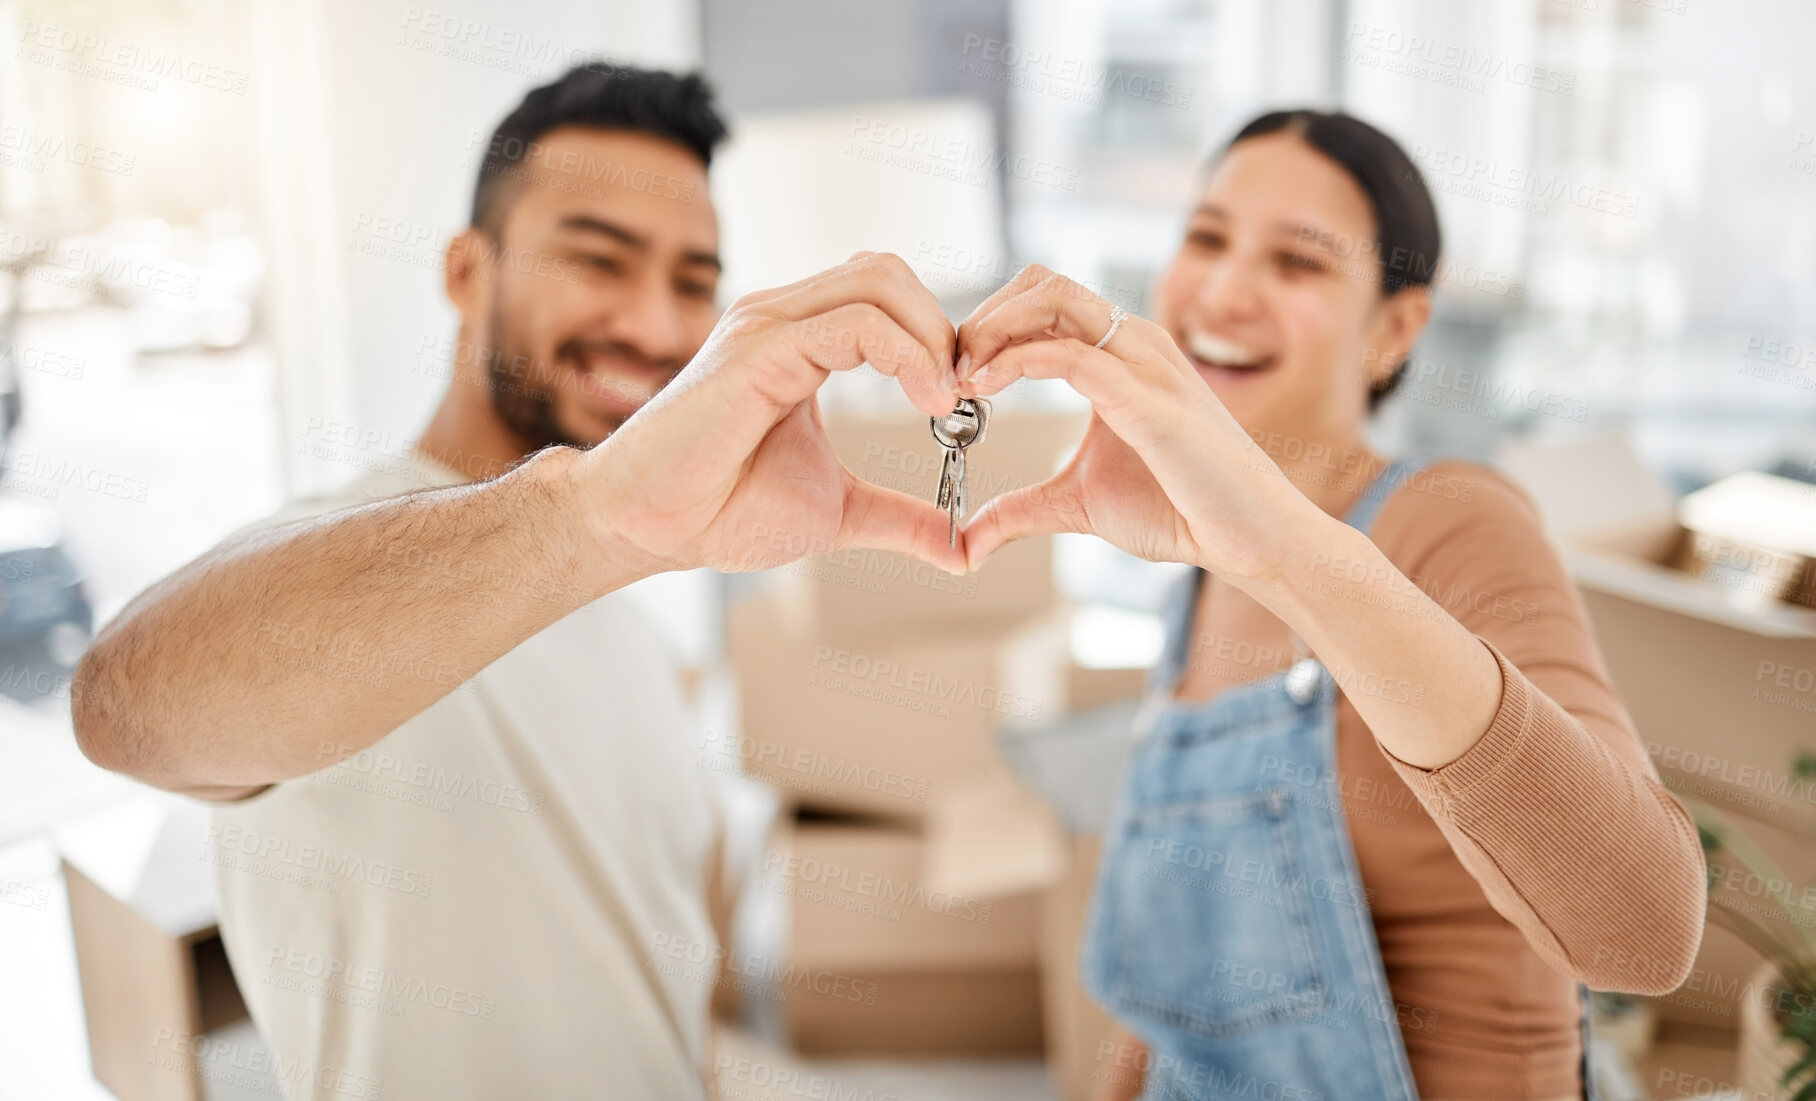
[60,798,249,1101]
[727,600,1143,1058]
[920,628,1145,1088]
[1674,471,1816,609]
[1067,662,1150,713]
[921,775,1124,1083]
[1040,835,1122,1101]
[729,595,1068,821]
[923,776,1068,900]
[764,813,1044,1055]
[785,966,1044,1057]
[762,410,1084,639]
[1499,437,1816,833]
[766,814,1040,972]
[1499,436,1816,1025]
[1637,1021,1740,1097]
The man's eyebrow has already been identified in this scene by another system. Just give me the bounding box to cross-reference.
[556,214,720,271]
[556,214,646,249]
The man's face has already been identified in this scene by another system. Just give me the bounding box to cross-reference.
[460,127,721,449]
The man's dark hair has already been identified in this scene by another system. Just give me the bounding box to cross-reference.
[1218,109,1442,411]
[470,61,729,238]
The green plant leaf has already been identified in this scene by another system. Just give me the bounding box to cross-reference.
[1787,1045,1816,1080]
[1682,795,1816,959]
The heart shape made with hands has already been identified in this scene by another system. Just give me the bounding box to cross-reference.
[603,253,1262,588]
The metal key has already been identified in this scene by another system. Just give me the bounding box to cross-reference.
[930,397,990,547]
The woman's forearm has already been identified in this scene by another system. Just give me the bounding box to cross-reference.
[1235,510,1502,770]
[1232,505,1705,991]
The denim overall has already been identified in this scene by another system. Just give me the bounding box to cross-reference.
[1080,459,1595,1101]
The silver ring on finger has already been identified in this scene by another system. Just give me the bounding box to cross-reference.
[1094,304,1129,350]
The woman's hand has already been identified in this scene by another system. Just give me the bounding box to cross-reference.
[956,264,1511,775]
[585,252,969,577]
[954,264,1326,588]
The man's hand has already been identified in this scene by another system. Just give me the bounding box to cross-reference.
[581,251,968,576]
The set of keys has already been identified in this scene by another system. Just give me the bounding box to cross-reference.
[929,397,990,548]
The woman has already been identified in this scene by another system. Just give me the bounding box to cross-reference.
[953,111,1705,1100]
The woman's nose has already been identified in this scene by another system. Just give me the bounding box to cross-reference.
[1194,256,1265,323]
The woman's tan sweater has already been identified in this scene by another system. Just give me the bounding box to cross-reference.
[1174,459,1706,1100]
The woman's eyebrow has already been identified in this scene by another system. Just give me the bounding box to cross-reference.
[1190,205,1339,248]
[1269,221,1340,249]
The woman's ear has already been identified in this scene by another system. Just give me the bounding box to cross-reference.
[1363,286,1433,388]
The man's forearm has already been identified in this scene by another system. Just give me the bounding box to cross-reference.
[73,446,646,795]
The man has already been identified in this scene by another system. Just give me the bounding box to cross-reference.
[72,63,964,1098]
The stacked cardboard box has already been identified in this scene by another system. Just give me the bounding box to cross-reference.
[731,407,1085,831]
[1499,436,1816,1028]
[760,811,1045,1056]
[727,595,1067,822]
[727,407,1152,1072]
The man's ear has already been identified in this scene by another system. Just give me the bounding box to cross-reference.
[1363,286,1433,389]
[444,228,493,324]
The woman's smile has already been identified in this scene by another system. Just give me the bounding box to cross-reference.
[1180,330,1281,385]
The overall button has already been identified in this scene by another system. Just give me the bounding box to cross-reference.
[1284,657,1322,704]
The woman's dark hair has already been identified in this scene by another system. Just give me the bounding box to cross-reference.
[1221,110,1441,410]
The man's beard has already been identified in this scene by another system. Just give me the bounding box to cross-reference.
[483,298,676,453]
[485,299,589,452]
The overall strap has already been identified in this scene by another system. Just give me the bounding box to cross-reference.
[1147,453,1433,697]
[1146,567,1206,696]
[1278,453,1433,677]
[1338,453,1432,540]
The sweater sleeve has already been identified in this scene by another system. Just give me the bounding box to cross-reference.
[1367,461,1706,994]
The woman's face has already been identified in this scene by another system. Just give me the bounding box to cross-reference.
[1154,132,1427,450]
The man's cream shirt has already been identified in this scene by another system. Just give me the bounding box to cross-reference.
[209,451,717,1099]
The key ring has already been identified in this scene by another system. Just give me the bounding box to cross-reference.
[930,397,990,449]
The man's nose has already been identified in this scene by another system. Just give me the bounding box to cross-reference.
[602,274,689,367]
